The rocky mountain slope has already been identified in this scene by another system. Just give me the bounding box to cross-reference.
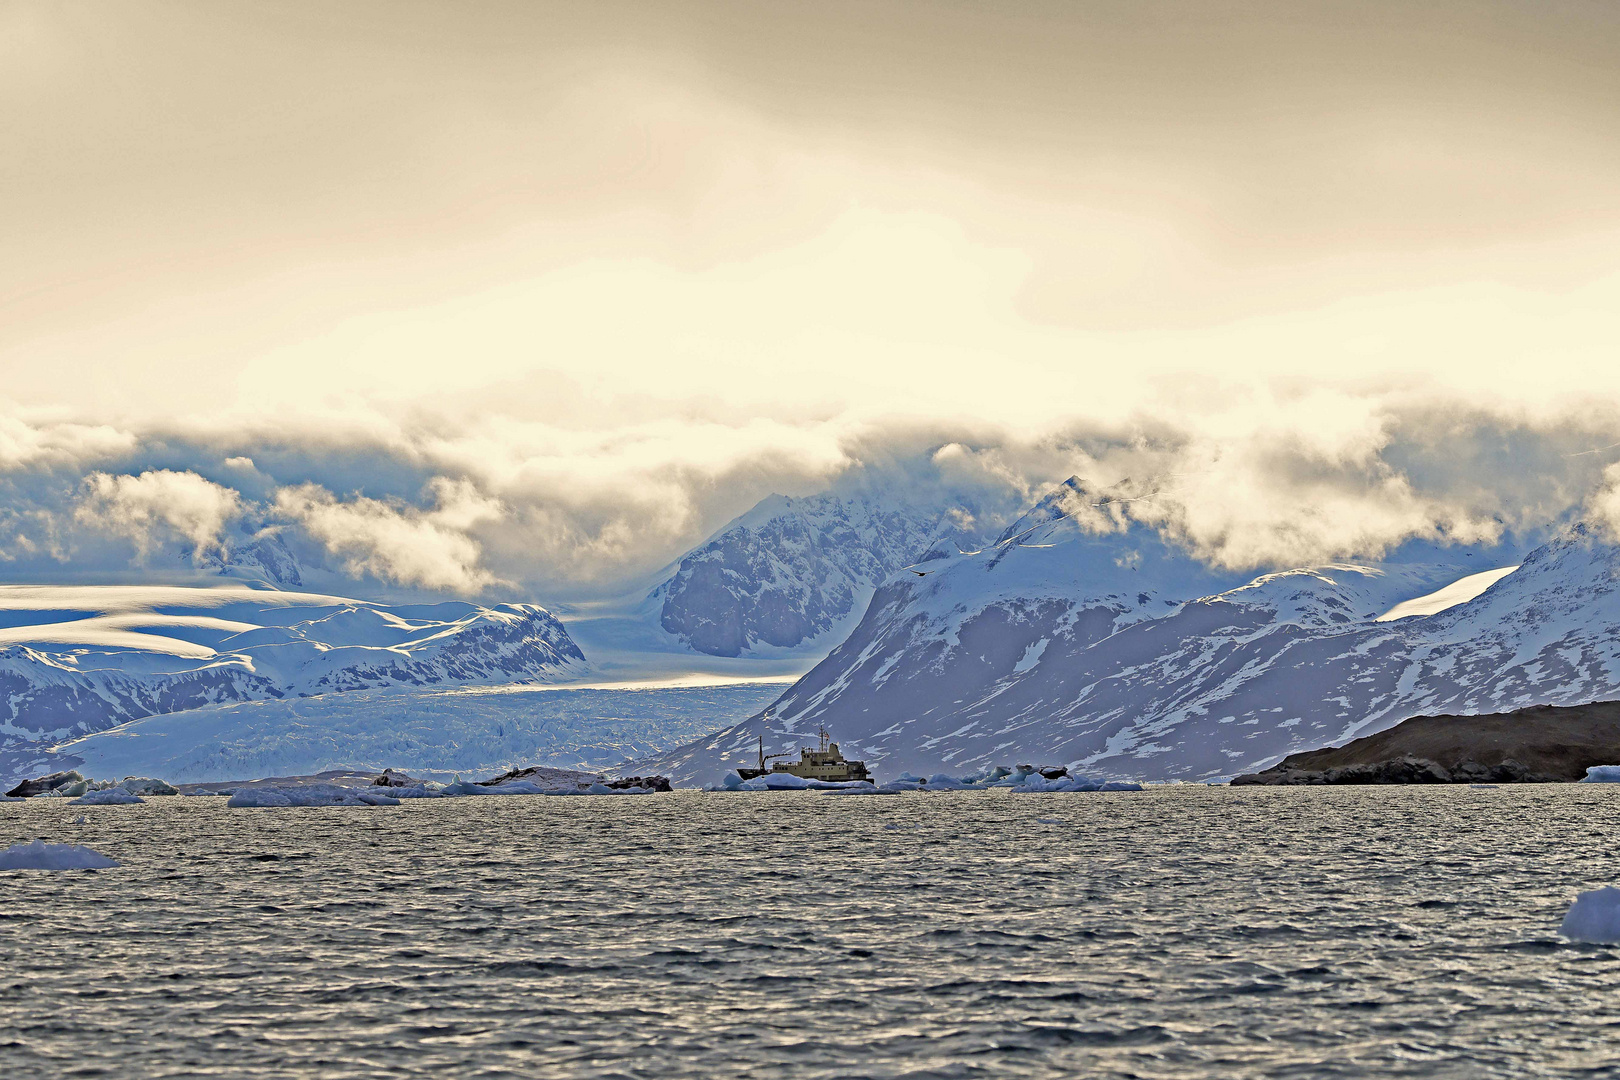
[651,492,962,656]
[637,478,1568,786]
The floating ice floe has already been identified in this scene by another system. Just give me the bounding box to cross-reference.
[70,788,145,806]
[1561,887,1620,942]
[440,778,548,796]
[708,763,1143,793]
[219,770,666,805]
[1579,766,1620,783]
[719,772,878,792]
[227,784,402,807]
[0,840,120,870]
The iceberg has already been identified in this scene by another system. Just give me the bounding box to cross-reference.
[390,782,448,799]
[70,788,145,805]
[4,769,86,798]
[1562,887,1620,942]
[227,784,402,807]
[439,778,548,796]
[1579,766,1620,783]
[0,840,120,870]
[118,777,179,796]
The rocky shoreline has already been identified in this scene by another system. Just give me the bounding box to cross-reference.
[1232,701,1620,785]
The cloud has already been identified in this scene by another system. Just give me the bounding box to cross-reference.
[273,478,505,595]
[1585,463,1620,543]
[75,469,242,560]
[11,389,1620,601]
[0,414,135,472]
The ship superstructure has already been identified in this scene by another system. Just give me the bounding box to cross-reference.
[737,728,872,782]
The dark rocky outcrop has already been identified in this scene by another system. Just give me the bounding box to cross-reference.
[1231,701,1620,785]
[603,775,672,792]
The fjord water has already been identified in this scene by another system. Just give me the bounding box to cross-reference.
[4,788,1619,1078]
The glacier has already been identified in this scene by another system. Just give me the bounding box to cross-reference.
[0,583,586,774]
[2,681,784,787]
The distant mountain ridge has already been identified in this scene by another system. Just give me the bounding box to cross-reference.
[0,585,584,753]
[636,477,1571,786]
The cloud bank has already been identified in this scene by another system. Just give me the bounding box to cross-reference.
[0,386,1608,602]
[5,2,1620,599]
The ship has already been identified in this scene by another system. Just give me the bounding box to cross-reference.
[737,728,873,782]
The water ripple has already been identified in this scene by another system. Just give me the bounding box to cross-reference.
[3,785,1620,1077]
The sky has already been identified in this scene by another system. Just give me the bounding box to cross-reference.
[5,0,1620,599]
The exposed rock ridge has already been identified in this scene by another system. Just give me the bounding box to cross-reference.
[1231,701,1620,784]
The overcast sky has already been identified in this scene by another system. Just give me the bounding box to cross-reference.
[6,0,1620,597]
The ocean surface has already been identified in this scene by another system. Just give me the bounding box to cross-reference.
[4,786,1620,1078]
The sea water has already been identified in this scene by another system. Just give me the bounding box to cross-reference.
[4,785,1620,1078]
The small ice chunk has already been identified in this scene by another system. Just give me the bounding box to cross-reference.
[0,840,120,870]
[1580,766,1620,783]
[227,784,401,807]
[70,788,145,806]
[1561,887,1620,942]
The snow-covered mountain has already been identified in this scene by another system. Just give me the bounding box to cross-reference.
[199,532,306,588]
[650,492,964,657]
[637,478,1574,786]
[0,584,584,752]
